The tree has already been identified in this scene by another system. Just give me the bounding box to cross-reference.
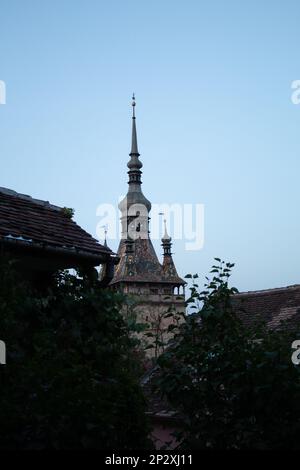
[0,259,151,449]
[156,259,300,449]
[143,304,183,360]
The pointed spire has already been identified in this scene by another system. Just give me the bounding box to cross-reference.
[161,219,172,257]
[118,94,151,240]
[127,93,143,172]
[101,225,108,247]
[130,93,139,156]
[162,219,172,242]
[103,227,108,247]
[161,220,182,281]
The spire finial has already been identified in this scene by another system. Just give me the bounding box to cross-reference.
[101,224,108,247]
[130,93,139,155]
[163,219,172,241]
[159,213,172,242]
[161,217,172,257]
[132,93,136,118]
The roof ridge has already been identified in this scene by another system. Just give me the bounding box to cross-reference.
[235,284,300,297]
[0,187,62,211]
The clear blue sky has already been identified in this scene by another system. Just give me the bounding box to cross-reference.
[0,0,299,292]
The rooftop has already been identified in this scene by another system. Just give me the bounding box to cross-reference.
[111,238,185,285]
[0,187,113,264]
[233,283,300,330]
[143,283,300,419]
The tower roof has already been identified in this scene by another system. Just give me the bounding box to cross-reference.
[111,97,185,287]
[161,220,184,283]
[111,238,166,284]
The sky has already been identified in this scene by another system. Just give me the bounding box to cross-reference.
[0,0,299,293]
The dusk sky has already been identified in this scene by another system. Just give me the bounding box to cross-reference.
[0,0,299,292]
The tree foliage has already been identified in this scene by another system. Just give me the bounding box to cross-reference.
[156,259,300,449]
[0,259,151,449]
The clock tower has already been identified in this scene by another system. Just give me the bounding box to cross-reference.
[110,96,185,356]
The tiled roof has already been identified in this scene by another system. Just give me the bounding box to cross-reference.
[0,187,112,261]
[233,284,300,330]
[162,253,184,284]
[111,238,185,285]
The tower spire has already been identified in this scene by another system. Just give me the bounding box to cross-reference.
[127,93,143,179]
[103,227,108,247]
[130,93,139,156]
[161,220,182,280]
[118,94,151,242]
[162,219,172,242]
[161,219,172,257]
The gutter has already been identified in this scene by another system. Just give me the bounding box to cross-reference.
[0,237,120,284]
[1,236,114,263]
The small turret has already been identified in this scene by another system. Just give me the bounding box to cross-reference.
[161,220,183,282]
[161,219,172,257]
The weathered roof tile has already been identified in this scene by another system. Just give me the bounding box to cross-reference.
[0,187,112,260]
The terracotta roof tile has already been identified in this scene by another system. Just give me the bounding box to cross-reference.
[232,284,300,330]
[0,187,112,260]
[111,238,185,285]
